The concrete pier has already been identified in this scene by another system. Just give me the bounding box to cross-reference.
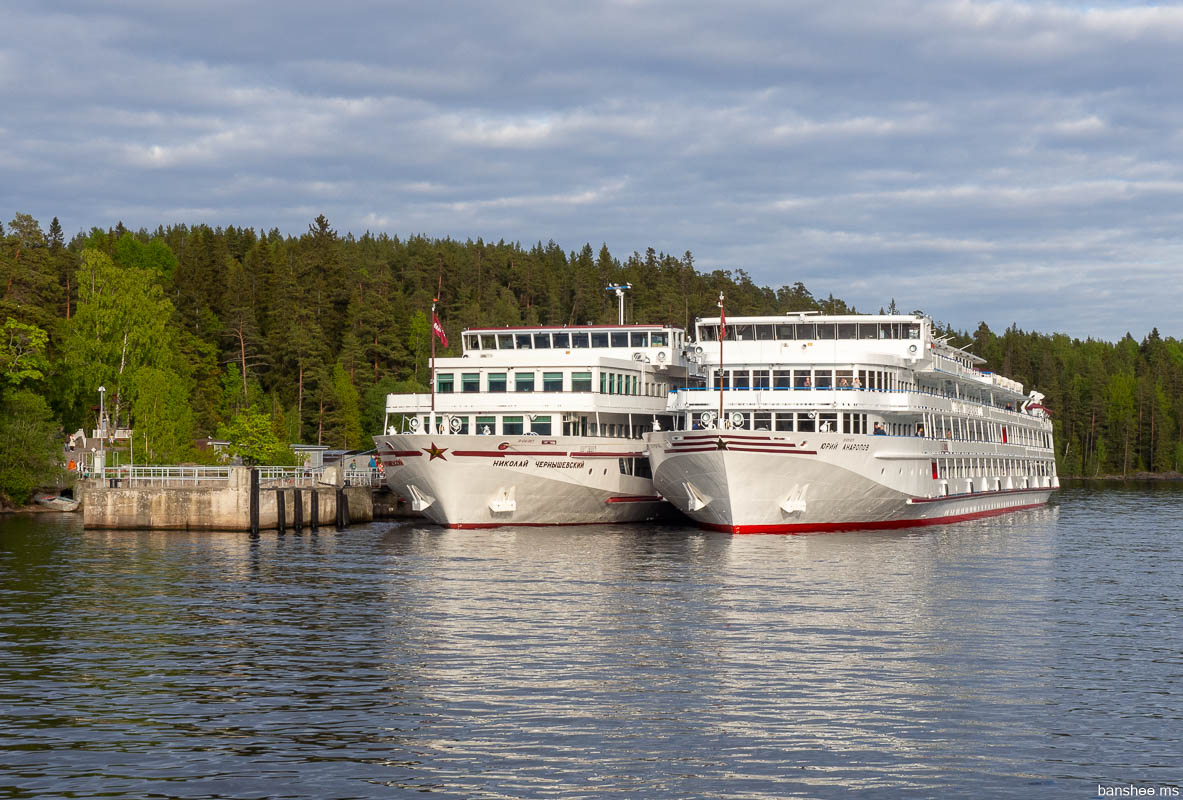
[78,466,372,531]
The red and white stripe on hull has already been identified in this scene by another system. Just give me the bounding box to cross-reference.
[373,433,665,528]
[700,497,1050,534]
[647,430,1056,535]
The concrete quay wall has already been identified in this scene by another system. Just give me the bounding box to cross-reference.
[79,467,373,531]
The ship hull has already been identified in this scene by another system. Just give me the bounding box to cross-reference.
[373,434,666,528]
[647,431,1054,534]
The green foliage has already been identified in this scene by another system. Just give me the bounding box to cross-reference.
[0,212,1176,477]
[0,389,61,506]
[0,318,50,386]
[130,366,195,464]
[332,362,363,449]
[215,406,299,466]
[59,249,185,432]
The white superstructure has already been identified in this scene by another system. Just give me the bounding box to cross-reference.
[375,324,699,527]
[646,313,1058,533]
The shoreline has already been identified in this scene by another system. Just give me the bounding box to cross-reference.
[1061,472,1183,482]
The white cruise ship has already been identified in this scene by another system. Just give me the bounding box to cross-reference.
[374,324,700,527]
[646,313,1058,533]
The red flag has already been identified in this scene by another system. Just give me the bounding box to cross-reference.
[432,314,448,347]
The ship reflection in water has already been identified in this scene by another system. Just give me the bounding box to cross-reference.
[1,487,1179,798]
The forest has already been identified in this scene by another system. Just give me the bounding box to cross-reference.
[1,211,1180,504]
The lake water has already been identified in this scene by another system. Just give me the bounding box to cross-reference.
[1,484,1180,799]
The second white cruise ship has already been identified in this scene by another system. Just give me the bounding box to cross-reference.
[646,312,1058,533]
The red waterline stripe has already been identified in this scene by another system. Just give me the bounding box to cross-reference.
[567,451,644,458]
[604,495,663,504]
[451,450,567,457]
[666,446,817,455]
[697,501,1048,535]
[446,520,633,529]
[675,434,774,442]
[390,450,423,457]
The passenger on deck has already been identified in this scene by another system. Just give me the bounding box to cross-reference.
[873,422,886,435]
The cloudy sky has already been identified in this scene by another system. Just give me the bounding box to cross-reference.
[5,0,1182,340]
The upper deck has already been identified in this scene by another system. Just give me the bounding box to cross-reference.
[459,324,688,368]
[693,313,1025,399]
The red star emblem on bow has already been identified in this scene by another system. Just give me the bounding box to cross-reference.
[424,443,449,460]
[715,438,728,450]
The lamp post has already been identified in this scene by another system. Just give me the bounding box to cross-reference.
[98,385,106,476]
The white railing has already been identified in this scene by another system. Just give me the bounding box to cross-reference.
[96,465,233,487]
[257,466,325,487]
[344,469,382,487]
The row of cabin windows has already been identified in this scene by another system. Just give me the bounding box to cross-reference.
[423,415,554,436]
[690,411,867,433]
[464,330,673,351]
[698,322,922,342]
[711,368,895,391]
[425,414,652,439]
[438,371,662,395]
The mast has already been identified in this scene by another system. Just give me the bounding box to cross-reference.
[430,296,436,432]
[430,262,443,433]
[718,292,725,429]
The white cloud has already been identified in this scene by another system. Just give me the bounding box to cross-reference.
[5,0,1183,340]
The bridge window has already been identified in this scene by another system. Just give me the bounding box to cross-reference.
[592,331,610,347]
[497,334,514,350]
[611,331,629,347]
[755,324,774,340]
[552,332,569,349]
[775,324,795,340]
[480,334,497,349]
[532,333,551,349]
[515,333,533,349]
[631,331,648,347]
[732,324,752,341]
[837,323,857,339]
[796,323,816,340]
[859,323,878,340]
[651,331,668,346]
[571,332,590,348]
[816,323,836,340]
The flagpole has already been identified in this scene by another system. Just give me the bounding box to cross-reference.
[430,260,443,435]
[718,292,724,429]
[430,298,437,434]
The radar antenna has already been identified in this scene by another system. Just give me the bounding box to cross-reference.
[605,283,632,325]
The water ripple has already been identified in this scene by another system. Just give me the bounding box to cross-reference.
[1,485,1180,798]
